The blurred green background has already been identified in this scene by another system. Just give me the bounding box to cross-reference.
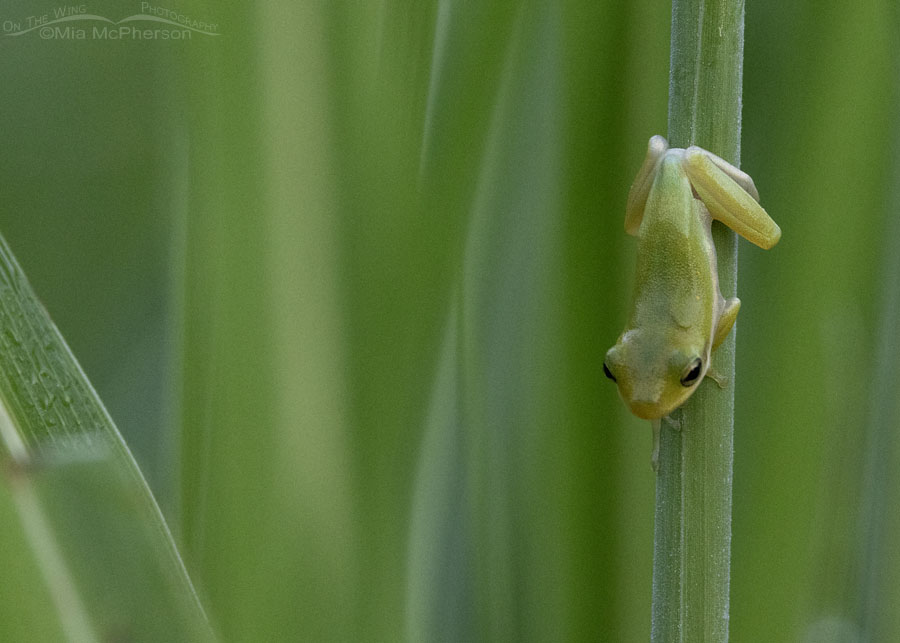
[0,0,897,640]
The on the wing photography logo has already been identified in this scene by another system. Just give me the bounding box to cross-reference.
[2,3,219,41]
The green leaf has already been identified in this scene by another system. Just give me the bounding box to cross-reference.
[0,234,212,642]
[652,1,745,640]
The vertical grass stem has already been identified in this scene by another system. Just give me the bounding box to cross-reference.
[651,1,745,640]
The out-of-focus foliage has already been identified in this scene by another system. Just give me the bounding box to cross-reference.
[0,0,896,640]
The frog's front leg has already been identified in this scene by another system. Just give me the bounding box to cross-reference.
[712,296,741,350]
[624,135,668,235]
[683,148,781,249]
[704,296,741,388]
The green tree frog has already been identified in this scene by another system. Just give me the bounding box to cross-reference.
[602,136,780,467]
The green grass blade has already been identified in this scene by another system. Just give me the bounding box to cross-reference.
[652,0,745,640]
[405,317,475,642]
[461,8,564,636]
[407,4,566,641]
[852,45,900,642]
[0,234,212,642]
[735,2,896,639]
[179,4,357,641]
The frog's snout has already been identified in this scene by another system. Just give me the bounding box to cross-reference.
[621,383,667,420]
[627,399,667,421]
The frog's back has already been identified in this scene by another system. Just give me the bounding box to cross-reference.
[629,154,716,335]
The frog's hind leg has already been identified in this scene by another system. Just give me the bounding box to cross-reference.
[683,147,781,250]
[625,135,668,236]
[692,148,760,201]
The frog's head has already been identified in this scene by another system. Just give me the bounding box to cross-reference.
[603,329,706,419]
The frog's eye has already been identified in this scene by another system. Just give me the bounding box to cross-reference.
[603,362,617,383]
[680,358,702,387]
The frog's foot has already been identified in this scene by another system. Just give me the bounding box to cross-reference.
[705,367,729,389]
